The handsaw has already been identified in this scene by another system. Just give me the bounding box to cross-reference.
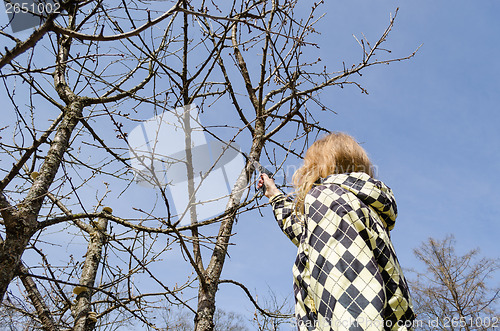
[249,157,274,195]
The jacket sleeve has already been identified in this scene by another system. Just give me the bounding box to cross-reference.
[270,193,304,247]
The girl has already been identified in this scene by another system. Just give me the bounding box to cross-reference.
[258,132,415,330]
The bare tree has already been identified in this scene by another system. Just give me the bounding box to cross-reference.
[157,306,249,331]
[409,235,500,331]
[0,0,417,329]
[249,288,294,331]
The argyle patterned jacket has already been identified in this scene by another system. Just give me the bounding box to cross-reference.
[270,172,415,330]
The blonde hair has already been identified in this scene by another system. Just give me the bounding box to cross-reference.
[292,132,374,213]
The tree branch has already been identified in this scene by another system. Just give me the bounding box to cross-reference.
[0,14,57,69]
[50,2,181,42]
[219,279,293,319]
[17,263,59,331]
[0,112,64,191]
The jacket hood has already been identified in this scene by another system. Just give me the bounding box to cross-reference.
[321,172,398,230]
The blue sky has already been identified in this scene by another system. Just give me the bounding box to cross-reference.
[1,0,499,328]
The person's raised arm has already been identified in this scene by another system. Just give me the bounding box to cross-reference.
[259,174,304,247]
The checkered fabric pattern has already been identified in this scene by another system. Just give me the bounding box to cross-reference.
[271,172,415,331]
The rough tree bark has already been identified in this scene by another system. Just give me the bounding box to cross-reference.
[0,100,84,301]
[71,213,109,331]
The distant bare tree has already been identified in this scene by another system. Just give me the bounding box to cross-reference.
[158,306,248,331]
[409,235,500,331]
[250,288,294,331]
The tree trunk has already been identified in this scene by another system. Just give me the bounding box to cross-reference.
[72,215,108,331]
[0,220,37,300]
[0,100,84,301]
[193,139,264,330]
